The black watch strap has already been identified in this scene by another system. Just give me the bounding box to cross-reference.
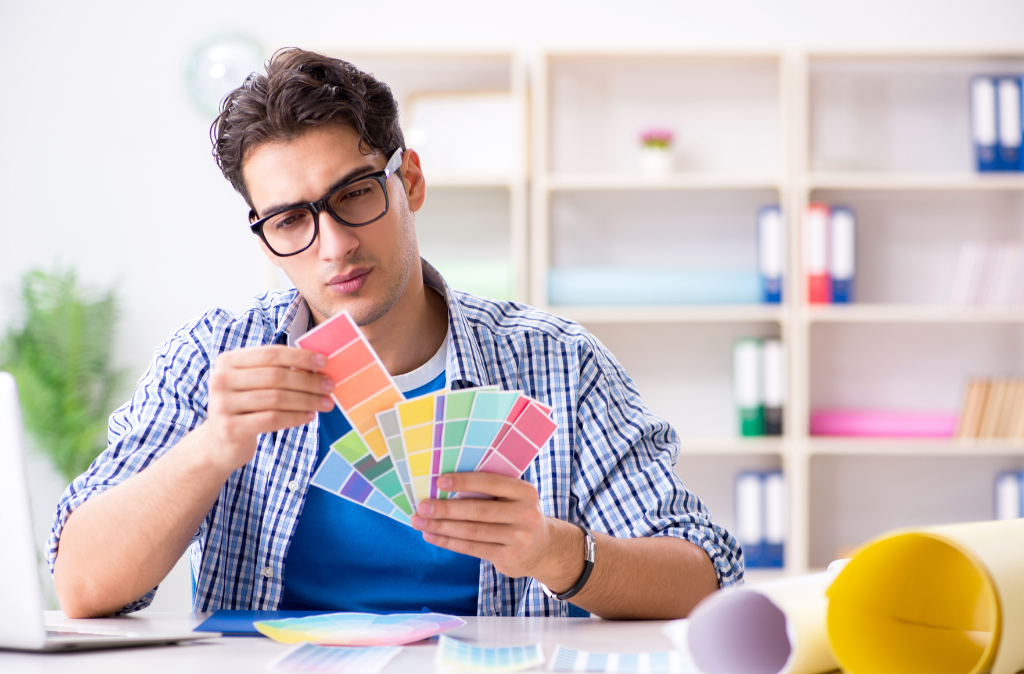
[542,523,596,602]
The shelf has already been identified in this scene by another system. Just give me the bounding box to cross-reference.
[676,437,787,455]
[809,438,1024,456]
[804,304,1024,323]
[553,305,786,324]
[544,173,782,192]
[807,172,1024,192]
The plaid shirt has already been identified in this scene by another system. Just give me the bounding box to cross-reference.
[48,261,743,616]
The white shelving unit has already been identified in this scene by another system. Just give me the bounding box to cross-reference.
[796,52,1024,569]
[531,51,797,570]
[530,50,1024,576]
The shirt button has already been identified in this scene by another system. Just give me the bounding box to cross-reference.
[288,480,300,492]
[262,566,274,579]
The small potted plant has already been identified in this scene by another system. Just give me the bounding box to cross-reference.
[639,127,674,176]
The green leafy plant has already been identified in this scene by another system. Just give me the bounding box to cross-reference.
[0,267,123,482]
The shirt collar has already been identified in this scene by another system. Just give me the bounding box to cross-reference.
[274,259,491,388]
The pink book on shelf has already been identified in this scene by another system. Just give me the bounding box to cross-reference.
[810,410,958,438]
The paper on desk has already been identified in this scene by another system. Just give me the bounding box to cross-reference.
[669,567,843,674]
[826,519,1024,674]
[269,643,401,673]
[435,634,544,673]
[254,612,465,646]
[550,645,697,673]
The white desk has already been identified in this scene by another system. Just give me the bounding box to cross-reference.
[0,611,682,673]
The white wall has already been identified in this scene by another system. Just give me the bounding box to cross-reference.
[4,0,1024,612]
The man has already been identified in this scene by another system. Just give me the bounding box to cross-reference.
[48,49,742,619]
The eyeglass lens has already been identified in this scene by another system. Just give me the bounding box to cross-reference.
[261,176,387,255]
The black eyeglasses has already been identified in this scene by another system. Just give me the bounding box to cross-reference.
[249,149,404,257]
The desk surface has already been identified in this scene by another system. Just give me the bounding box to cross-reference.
[0,611,683,673]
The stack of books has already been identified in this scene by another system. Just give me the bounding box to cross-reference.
[949,242,1024,307]
[956,378,1024,440]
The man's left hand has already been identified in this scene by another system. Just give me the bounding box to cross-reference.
[411,472,583,591]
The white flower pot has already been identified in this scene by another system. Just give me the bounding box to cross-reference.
[639,146,673,176]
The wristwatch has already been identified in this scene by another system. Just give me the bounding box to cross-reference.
[539,523,596,601]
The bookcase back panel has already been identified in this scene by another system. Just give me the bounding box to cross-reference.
[341,55,512,100]
[677,454,783,537]
[809,455,1024,568]
[583,321,781,438]
[810,190,1024,304]
[417,187,511,259]
[810,323,1024,411]
[549,56,780,175]
[809,57,1024,173]
[550,189,776,269]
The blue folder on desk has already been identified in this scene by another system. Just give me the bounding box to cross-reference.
[194,610,328,636]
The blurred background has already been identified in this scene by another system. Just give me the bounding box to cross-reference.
[4,0,1024,611]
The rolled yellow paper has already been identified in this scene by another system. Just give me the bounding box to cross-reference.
[827,519,1024,674]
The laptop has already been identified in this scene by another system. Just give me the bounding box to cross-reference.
[0,371,218,651]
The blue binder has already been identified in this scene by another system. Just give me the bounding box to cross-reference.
[972,76,1000,172]
[757,205,784,304]
[830,206,856,304]
[997,77,1023,171]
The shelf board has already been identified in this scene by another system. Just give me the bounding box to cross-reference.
[807,172,1024,191]
[809,438,1024,456]
[553,305,786,324]
[676,437,786,455]
[804,304,1024,323]
[544,173,782,192]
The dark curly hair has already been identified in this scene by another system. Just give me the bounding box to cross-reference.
[211,48,405,209]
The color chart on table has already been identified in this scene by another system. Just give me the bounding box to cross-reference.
[270,643,401,674]
[298,312,557,525]
[435,634,544,673]
[550,646,697,674]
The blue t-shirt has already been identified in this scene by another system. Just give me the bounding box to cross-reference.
[280,370,480,614]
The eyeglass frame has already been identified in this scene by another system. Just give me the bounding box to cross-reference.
[248,148,405,257]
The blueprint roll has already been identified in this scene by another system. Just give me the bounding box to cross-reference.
[827,519,1024,674]
[667,566,845,674]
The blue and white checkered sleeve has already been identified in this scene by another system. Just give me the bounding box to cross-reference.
[46,322,212,613]
[570,337,744,589]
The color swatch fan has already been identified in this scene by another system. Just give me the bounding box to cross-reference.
[298,312,557,525]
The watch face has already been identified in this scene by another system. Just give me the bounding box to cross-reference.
[184,34,265,118]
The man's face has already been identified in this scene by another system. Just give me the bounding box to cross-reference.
[243,124,420,326]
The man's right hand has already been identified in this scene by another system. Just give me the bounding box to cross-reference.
[203,345,335,472]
